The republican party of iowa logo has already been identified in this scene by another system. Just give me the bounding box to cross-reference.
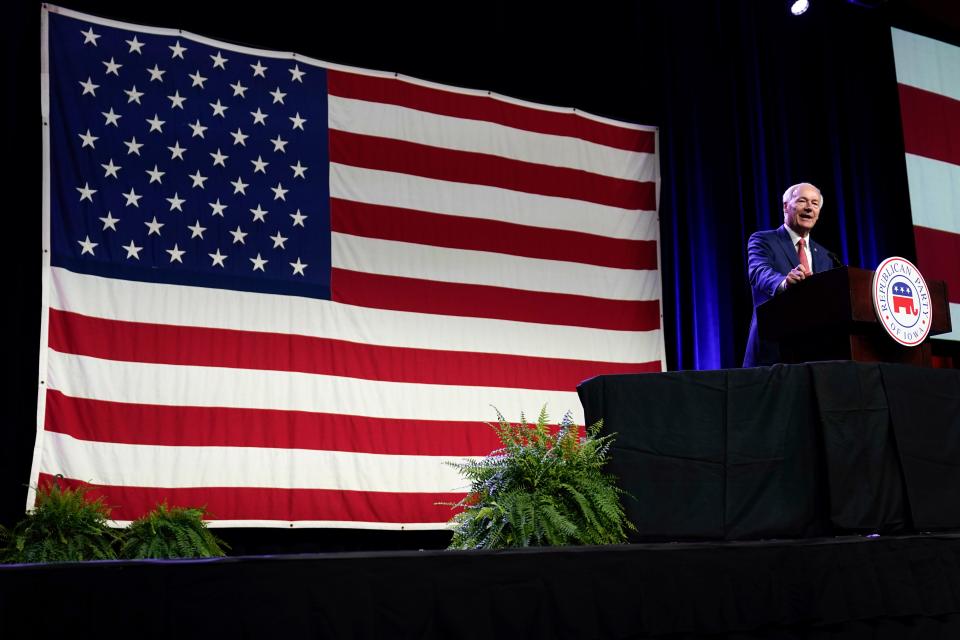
[872,256,932,347]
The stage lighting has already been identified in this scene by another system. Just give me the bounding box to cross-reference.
[790,0,810,15]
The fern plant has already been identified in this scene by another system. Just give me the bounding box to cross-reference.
[119,502,228,559]
[0,481,120,563]
[447,407,634,549]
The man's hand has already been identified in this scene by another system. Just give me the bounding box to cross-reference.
[784,263,810,288]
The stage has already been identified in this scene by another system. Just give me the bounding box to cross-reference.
[3,362,958,638]
[1,533,959,638]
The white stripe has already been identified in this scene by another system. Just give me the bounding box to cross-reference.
[330,164,658,237]
[329,95,657,181]
[892,28,960,102]
[50,268,664,364]
[46,351,586,423]
[936,302,960,343]
[904,153,960,234]
[34,8,56,512]
[41,432,469,493]
[332,232,659,302]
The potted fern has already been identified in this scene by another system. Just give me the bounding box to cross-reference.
[0,481,120,563]
[447,407,634,549]
[119,502,228,559]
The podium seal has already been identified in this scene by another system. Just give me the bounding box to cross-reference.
[872,256,932,347]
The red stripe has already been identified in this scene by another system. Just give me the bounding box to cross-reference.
[327,69,655,153]
[329,130,655,211]
[331,198,658,271]
[44,391,590,455]
[39,474,462,524]
[898,84,960,166]
[914,225,960,304]
[48,309,660,390]
[43,390,503,455]
[331,268,662,332]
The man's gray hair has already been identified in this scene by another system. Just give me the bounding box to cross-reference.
[782,183,823,207]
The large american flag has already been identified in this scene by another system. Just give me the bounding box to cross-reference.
[891,28,960,342]
[36,5,663,528]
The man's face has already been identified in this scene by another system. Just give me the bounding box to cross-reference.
[783,185,821,236]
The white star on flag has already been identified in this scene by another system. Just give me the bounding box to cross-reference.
[81,27,100,45]
[231,177,249,195]
[145,216,164,235]
[125,85,144,103]
[145,165,165,184]
[122,240,143,260]
[79,77,99,96]
[210,149,229,167]
[290,209,307,227]
[250,253,268,271]
[78,235,98,255]
[189,170,208,189]
[102,108,122,126]
[169,40,187,58]
[103,57,122,75]
[76,182,96,202]
[250,205,268,222]
[188,220,207,239]
[147,64,165,82]
[168,141,187,160]
[101,159,121,178]
[168,91,186,109]
[166,244,186,263]
[209,199,228,216]
[166,193,186,211]
[78,129,98,148]
[99,212,119,231]
[290,258,308,276]
[289,112,306,130]
[122,188,142,207]
[124,137,143,155]
[209,248,228,267]
[126,36,144,54]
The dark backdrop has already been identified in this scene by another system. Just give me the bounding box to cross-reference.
[3,0,958,547]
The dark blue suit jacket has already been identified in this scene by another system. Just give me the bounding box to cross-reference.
[743,226,835,368]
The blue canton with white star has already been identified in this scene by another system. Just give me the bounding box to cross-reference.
[48,11,331,299]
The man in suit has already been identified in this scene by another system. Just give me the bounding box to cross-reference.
[743,182,837,367]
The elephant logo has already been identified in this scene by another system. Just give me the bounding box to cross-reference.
[891,283,919,316]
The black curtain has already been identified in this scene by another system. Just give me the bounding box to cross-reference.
[650,0,925,370]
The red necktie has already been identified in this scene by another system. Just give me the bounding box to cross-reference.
[797,238,811,274]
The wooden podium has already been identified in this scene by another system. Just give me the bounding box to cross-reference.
[757,266,952,366]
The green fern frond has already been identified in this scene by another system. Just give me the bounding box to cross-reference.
[446,407,634,550]
[119,502,228,559]
[0,481,120,564]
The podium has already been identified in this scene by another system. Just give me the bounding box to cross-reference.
[757,266,952,366]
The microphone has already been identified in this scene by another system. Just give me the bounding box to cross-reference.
[827,250,844,269]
